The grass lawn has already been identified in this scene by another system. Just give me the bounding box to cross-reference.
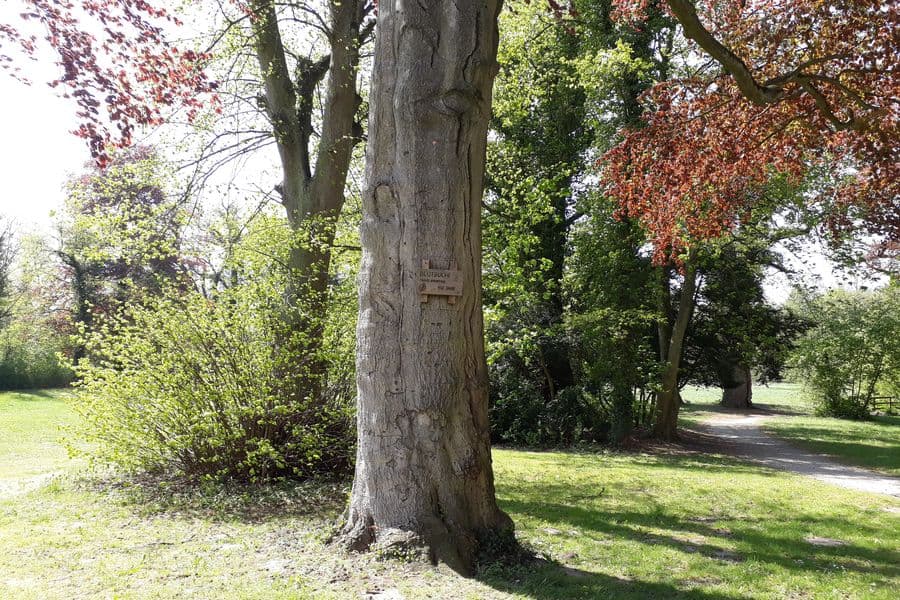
[762,415,900,477]
[0,390,82,484]
[681,382,814,418]
[1,390,899,599]
[680,383,900,477]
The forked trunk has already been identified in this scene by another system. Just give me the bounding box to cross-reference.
[341,0,512,575]
[251,0,367,403]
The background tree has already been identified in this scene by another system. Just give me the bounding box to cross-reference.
[0,217,14,329]
[241,0,373,405]
[483,1,591,442]
[0,232,73,390]
[607,0,899,260]
[683,237,806,408]
[789,285,900,419]
[54,147,186,359]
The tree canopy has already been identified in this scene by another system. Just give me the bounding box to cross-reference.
[605,0,899,263]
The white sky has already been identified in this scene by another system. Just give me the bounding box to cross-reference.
[0,71,87,231]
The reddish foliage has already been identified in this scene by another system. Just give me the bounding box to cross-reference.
[604,0,899,263]
[1,1,217,166]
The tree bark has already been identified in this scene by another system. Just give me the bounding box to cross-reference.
[653,261,698,441]
[341,0,512,575]
[720,363,753,408]
[251,0,367,402]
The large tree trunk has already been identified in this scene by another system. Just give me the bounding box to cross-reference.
[720,363,753,408]
[341,0,512,575]
[653,261,698,441]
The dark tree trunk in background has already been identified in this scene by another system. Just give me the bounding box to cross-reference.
[720,363,753,408]
[341,0,512,575]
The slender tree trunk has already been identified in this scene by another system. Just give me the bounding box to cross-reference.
[252,0,367,403]
[341,0,512,575]
[653,261,698,441]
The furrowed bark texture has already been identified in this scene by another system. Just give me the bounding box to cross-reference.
[343,0,511,575]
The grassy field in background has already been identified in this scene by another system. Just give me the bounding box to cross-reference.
[681,382,814,416]
[762,415,900,477]
[680,383,900,476]
[2,390,899,599]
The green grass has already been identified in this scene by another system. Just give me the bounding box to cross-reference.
[679,383,900,477]
[1,390,899,599]
[763,415,900,477]
[681,382,814,416]
[0,389,81,482]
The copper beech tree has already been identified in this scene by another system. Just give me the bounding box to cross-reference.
[604,0,899,439]
[1,0,216,166]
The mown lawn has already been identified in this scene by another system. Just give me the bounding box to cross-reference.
[1,390,899,599]
[681,383,900,477]
[0,390,82,483]
[762,415,900,477]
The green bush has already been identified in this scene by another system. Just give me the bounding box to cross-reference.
[790,286,899,419]
[71,282,355,482]
[0,319,73,391]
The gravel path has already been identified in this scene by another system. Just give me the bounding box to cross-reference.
[693,412,900,497]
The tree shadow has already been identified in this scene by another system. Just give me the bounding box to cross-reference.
[479,558,749,599]
[1,388,66,400]
[499,497,900,581]
[78,473,347,524]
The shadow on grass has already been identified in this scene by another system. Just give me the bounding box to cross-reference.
[500,497,900,581]
[760,429,900,474]
[0,388,67,400]
[479,558,749,600]
[680,402,809,417]
[79,473,347,524]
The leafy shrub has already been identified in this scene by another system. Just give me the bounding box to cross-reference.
[0,318,73,390]
[790,286,899,419]
[490,354,606,446]
[71,281,355,482]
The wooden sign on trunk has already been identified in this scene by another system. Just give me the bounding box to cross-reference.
[419,260,462,303]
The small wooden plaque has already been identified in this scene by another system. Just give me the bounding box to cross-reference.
[419,260,463,303]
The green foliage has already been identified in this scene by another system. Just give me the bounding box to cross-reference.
[56,147,187,363]
[0,319,72,391]
[70,216,357,482]
[566,193,661,441]
[72,284,354,482]
[0,218,13,328]
[485,3,592,445]
[789,286,900,419]
[0,232,74,391]
[485,2,678,445]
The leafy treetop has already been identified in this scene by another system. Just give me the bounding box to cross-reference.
[2,0,217,166]
[604,0,899,264]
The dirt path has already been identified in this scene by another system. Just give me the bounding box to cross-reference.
[690,412,900,497]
